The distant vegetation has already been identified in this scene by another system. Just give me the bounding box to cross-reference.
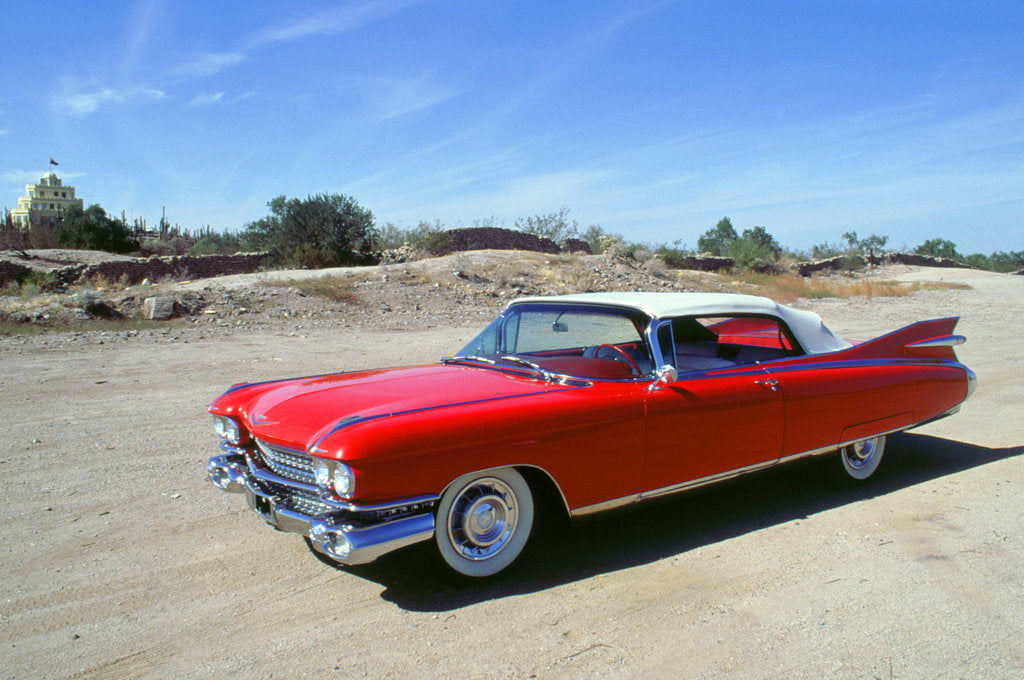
[3,193,1021,274]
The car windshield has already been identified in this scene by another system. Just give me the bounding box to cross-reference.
[451,303,653,380]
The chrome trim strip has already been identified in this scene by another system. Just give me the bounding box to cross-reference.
[902,405,961,430]
[640,459,778,499]
[310,416,362,452]
[332,494,440,514]
[760,357,965,377]
[570,494,641,517]
[907,334,966,348]
[219,441,250,456]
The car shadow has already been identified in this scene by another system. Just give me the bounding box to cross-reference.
[310,433,1022,611]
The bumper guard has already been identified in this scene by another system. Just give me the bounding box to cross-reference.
[207,452,436,565]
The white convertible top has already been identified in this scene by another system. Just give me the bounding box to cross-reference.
[510,292,851,354]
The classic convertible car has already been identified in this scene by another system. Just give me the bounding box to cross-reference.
[207,292,975,577]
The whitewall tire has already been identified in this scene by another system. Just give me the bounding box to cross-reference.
[435,467,534,578]
[840,435,887,481]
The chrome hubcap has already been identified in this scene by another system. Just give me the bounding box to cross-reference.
[846,439,876,469]
[447,478,518,560]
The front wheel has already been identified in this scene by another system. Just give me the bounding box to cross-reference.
[840,435,887,481]
[435,467,533,578]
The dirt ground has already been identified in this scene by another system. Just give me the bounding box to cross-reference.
[1,263,1021,679]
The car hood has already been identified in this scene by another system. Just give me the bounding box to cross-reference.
[240,363,576,450]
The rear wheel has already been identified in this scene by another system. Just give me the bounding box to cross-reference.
[840,435,886,480]
[435,467,533,578]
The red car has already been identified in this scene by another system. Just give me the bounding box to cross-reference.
[207,292,975,577]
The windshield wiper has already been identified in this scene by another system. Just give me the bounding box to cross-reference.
[499,355,553,382]
[442,355,497,365]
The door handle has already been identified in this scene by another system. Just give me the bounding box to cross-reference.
[755,378,779,392]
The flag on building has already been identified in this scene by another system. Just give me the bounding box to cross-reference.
[49,158,59,166]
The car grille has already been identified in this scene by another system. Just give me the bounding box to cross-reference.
[263,480,334,516]
[255,439,317,486]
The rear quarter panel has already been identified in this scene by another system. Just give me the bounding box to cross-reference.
[771,361,969,457]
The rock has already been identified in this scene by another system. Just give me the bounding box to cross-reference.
[143,296,176,320]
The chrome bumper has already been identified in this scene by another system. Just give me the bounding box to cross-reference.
[207,452,436,566]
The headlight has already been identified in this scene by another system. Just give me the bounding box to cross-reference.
[333,463,355,498]
[314,458,331,487]
[312,459,355,499]
[213,416,242,444]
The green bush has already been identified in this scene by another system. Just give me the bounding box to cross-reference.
[188,233,242,255]
[240,193,378,268]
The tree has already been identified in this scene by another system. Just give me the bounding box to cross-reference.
[837,231,890,268]
[697,217,738,256]
[52,204,137,253]
[915,238,962,260]
[860,234,889,260]
[241,193,377,268]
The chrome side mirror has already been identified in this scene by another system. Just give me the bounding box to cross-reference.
[650,364,678,391]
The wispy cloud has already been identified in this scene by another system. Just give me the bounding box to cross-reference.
[188,91,225,107]
[0,129,8,136]
[122,0,164,76]
[52,86,165,115]
[170,51,246,79]
[168,0,427,82]
[247,0,426,48]
[354,73,460,120]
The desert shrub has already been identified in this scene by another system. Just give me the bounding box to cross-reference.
[17,271,62,295]
[514,207,579,244]
[419,230,456,256]
[269,275,362,303]
[188,232,242,255]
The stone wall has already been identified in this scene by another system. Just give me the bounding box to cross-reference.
[796,255,866,277]
[0,260,33,285]
[879,252,973,269]
[796,252,973,277]
[561,238,593,254]
[672,255,735,272]
[1,252,268,286]
[443,227,562,254]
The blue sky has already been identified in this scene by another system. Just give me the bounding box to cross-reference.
[2,0,1022,254]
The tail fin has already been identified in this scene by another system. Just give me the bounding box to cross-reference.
[843,318,963,361]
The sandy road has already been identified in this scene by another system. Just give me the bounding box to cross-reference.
[1,266,1021,679]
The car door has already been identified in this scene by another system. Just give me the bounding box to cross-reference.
[641,316,786,494]
[643,370,784,493]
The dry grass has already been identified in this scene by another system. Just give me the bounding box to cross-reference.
[267,275,362,303]
[731,272,971,303]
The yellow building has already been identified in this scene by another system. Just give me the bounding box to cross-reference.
[10,172,84,229]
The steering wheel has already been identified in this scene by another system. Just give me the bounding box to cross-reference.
[594,344,641,375]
